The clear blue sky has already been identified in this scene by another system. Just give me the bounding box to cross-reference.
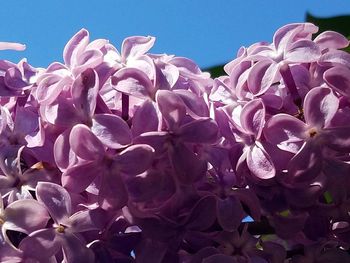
[0,0,349,68]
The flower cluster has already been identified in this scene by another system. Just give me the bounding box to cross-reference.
[1,23,350,262]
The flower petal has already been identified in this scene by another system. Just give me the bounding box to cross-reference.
[246,144,275,180]
[286,142,322,185]
[36,182,71,224]
[19,228,60,261]
[60,232,95,263]
[71,68,99,118]
[324,66,350,98]
[217,196,245,232]
[0,42,26,51]
[240,99,265,139]
[54,128,78,171]
[319,50,350,68]
[156,90,186,131]
[170,143,207,183]
[314,31,349,50]
[303,87,338,128]
[247,60,273,95]
[116,144,154,175]
[273,23,318,51]
[112,67,154,99]
[285,40,321,63]
[121,36,155,60]
[91,114,132,149]
[62,161,100,193]
[4,199,49,234]
[186,195,217,231]
[131,100,159,137]
[264,114,306,153]
[178,118,218,144]
[69,124,105,160]
[63,29,89,67]
[98,171,128,210]
[69,208,108,232]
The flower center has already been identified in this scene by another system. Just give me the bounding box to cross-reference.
[308,128,318,138]
[56,224,65,233]
[0,217,5,225]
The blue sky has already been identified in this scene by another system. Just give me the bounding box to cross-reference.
[0,1,349,69]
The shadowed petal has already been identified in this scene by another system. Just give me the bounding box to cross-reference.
[98,171,128,210]
[178,118,218,144]
[116,144,154,175]
[170,143,207,183]
[217,196,245,232]
[264,114,306,153]
[203,254,238,263]
[324,66,350,98]
[36,182,71,224]
[4,67,27,90]
[286,142,322,185]
[4,199,49,234]
[186,195,217,231]
[69,208,107,232]
[62,161,101,193]
[60,232,95,263]
[131,100,159,137]
[19,228,60,261]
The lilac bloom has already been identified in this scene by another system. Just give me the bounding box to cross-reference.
[19,182,100,262]
[0,55,38,98]
[265,86,350,185]
[63,28,104,76]
[224,99,276,180]
[135,195,217,263]
[249,23,320,94]
[61,124,154,210]
[135,90,218,184]
[0,105,44,148]
[0,145,34,202]
[0,195,49,248]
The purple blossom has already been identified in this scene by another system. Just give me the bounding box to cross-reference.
[0,23,349,262]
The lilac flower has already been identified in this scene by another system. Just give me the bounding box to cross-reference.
[61,124,154,210]
[265,86,350,185]
[224,99,275,180]
[0,195,49,248]
[19,182,101,262]
[0,23,350,262]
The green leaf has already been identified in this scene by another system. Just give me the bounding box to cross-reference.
[323,191,333,204]
[204,64,226,78]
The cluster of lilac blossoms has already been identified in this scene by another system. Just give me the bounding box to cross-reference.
[1,23,350,262]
